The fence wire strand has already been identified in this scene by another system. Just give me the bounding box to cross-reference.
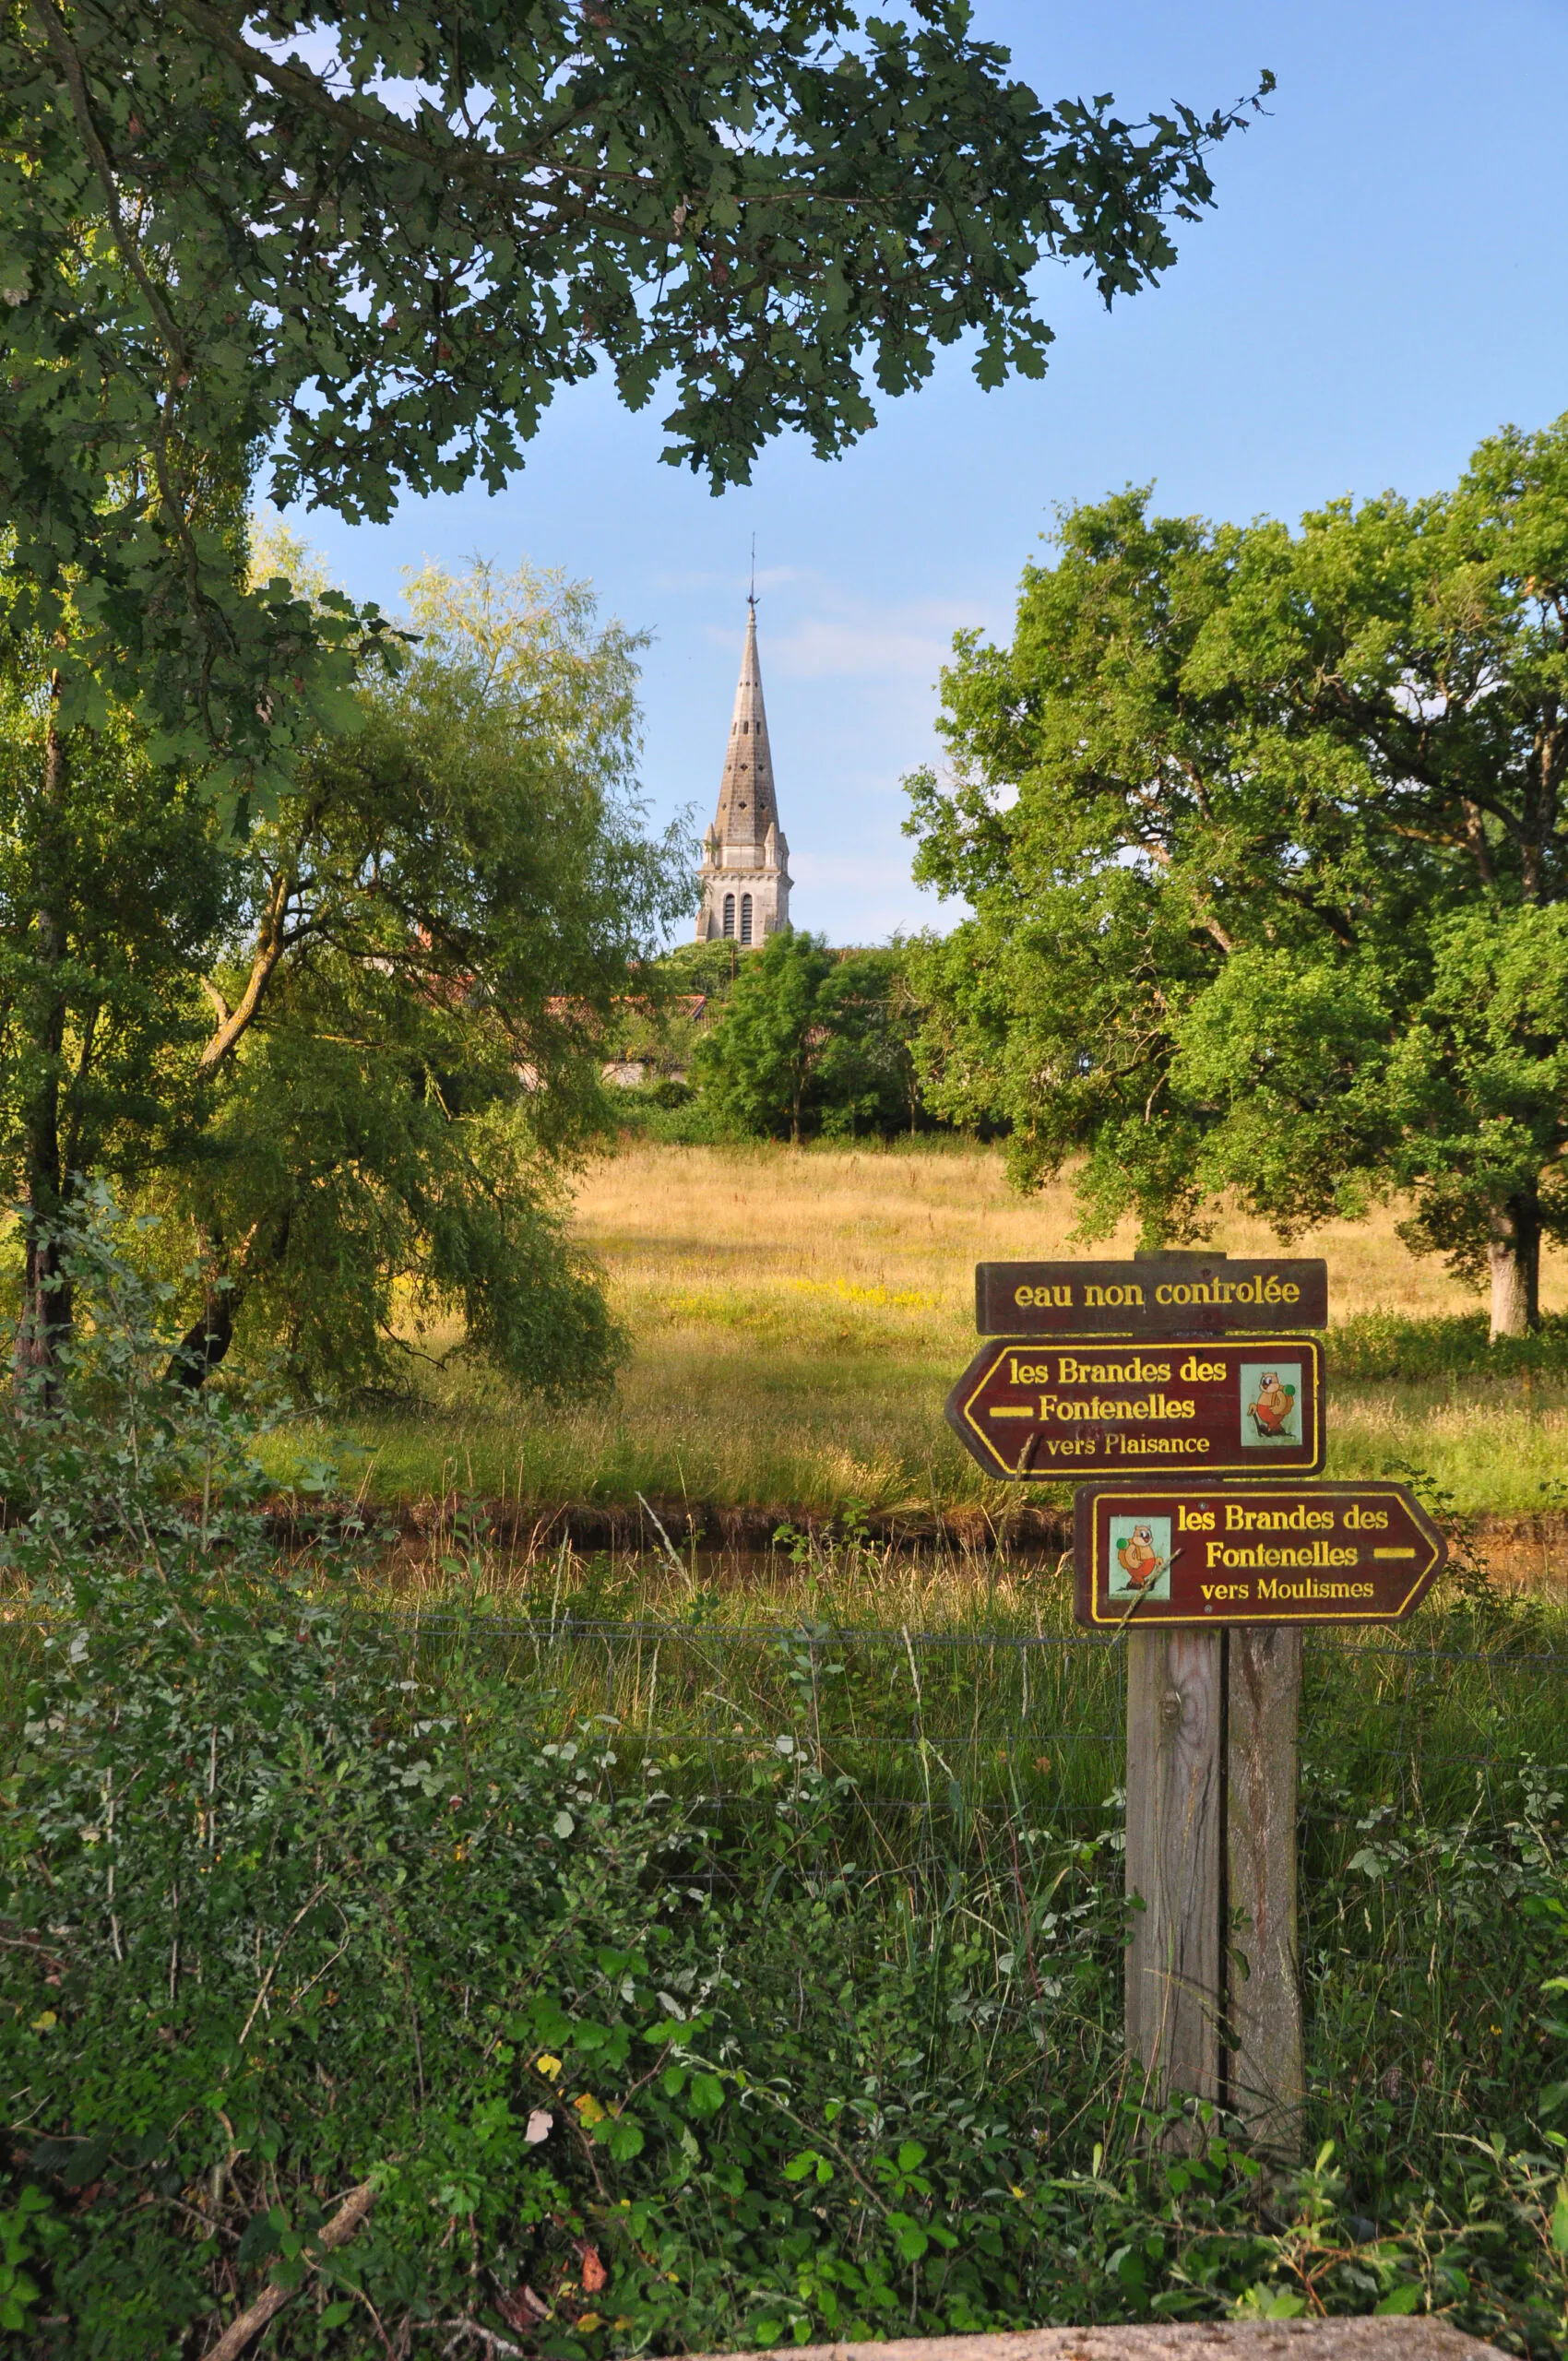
[360,1610,1566,1832]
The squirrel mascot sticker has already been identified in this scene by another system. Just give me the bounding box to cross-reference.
[1108,1515,1174,1601]
[1241,1361,1301,1448]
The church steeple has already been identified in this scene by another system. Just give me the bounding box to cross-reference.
[695,599,792,945]
[713,599,778,851]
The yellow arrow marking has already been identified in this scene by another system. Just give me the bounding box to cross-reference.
[1372,1547,1416,1559]
[987,1406,1034,1418]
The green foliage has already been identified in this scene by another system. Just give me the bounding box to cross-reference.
[149,558,686,1398]
[601,940,758,1118]
[0,5,1268,787]
[695,929,840,1142]
[612,1077,752,1146]
[652,939,762,1004]
[4,1209,1567,2355]
[904,417,1568,1327]
[0,676,230,1200]
[695,932,929,1142]
[1327,1311,1568,1382]
[814,945,930,1137]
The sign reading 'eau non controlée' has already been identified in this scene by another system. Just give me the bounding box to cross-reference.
[975,1254,1328,1338]
[944,1336,1324,1480]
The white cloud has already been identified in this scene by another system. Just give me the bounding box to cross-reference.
[766,600,977,682]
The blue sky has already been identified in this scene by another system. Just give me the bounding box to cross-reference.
[288,0,1568,945]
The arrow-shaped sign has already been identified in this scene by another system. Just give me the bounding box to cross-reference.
[944,1336,1324,1480]
[1073,1482,1446,1627]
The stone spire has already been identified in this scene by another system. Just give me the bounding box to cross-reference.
[695,598,791,945]
[713,599,778,852]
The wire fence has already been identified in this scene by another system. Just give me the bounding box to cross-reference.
[362,1608,1568,1838]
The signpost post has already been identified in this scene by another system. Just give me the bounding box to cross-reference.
[947,1251,1443,2159]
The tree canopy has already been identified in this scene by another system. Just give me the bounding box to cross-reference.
[694,930,923,1141]
[905,415,1568,1335]
[2,1,1267,788]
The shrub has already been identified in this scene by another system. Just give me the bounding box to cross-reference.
[1327,1311,1568,1382]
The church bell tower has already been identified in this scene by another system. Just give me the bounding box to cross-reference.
[695,599,791,944]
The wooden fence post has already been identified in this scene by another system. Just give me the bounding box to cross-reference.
[1124,1627,1225,2141]
[1227,1625,1304,2160]
[1125,1624,1304,2158]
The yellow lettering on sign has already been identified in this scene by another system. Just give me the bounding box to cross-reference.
[1014,1284,1073,1309]
[1152,1271,1304,1309]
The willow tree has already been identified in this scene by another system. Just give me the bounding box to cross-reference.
[157,555,690,1396]
[906,415,1568,1338]
[0,557,690,1399]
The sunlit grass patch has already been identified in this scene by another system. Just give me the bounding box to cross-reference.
[266,1140,1568,1526]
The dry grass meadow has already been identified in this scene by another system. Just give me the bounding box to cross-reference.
[302,1139,1568,1528]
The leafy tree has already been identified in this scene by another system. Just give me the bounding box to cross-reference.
[695,927,837,1143]
[695,931,928,1141]
[906,417,1568,1337]
[814,944,929,1136]
[1,2,1268,785]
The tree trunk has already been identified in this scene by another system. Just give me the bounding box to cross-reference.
[14,708,72,1399]
[164,1283,238,1392]
[1489,1192,1542,1341]
[164,1214,289,1391]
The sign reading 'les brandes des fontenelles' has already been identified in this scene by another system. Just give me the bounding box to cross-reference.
[1074,1484,1446,1629]
[976,1254,1328,1337]
[944,1336,1324,1480]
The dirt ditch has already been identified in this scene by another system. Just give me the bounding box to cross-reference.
[289,1494,1568,1590]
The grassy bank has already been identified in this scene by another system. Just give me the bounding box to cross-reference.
[273,1142,1568,1526]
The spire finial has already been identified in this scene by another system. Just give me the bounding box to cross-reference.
[749,534,756,609]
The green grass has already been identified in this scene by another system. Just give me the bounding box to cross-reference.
[374,1544,1568,1837]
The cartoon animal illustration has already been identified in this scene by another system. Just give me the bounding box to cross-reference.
[1248,1370,1296,1438]
[1115,1523,1168,1591]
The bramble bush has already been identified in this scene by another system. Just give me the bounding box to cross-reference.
[2,1202,1568,2355]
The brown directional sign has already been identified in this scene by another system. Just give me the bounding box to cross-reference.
[975,1254,1328,1338]
[1073,1481,1445,1627]
[944,1336,1324,1480]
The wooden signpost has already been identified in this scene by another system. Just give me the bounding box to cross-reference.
[948,1251,1443,2159]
